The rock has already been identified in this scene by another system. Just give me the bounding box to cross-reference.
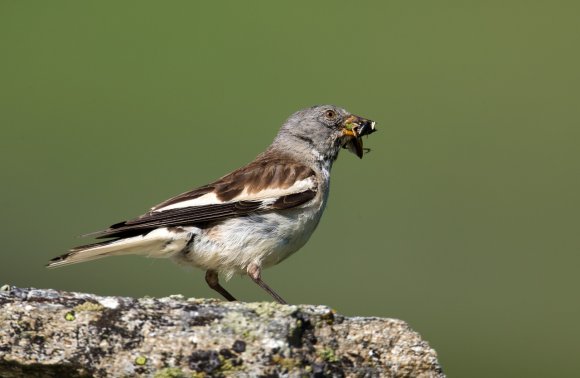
[0,286,444,377]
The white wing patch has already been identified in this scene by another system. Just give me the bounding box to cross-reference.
[157,192,221,211]
[154,176,317,212]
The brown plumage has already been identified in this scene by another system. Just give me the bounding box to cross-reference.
[153,153,315,209]
[75,152,317,241]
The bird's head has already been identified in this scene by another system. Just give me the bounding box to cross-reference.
[274,105,376,161]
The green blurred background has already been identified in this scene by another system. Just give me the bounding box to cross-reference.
[1,1,579,376]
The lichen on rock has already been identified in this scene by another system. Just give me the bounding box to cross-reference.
[0,286,445,377]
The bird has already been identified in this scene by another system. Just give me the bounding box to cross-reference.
[47,105,376,304]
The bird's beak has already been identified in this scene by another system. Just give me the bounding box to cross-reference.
[341,114,377,158]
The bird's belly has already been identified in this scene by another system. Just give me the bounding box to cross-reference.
[180,206,323,279]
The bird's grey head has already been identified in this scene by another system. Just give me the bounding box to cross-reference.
[271,105,376,163]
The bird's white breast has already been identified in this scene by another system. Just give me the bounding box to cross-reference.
[173,200,323,279]
[173,177,329,280]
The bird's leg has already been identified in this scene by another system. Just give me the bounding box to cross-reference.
[247,263,288,304]
[205,270,237,301]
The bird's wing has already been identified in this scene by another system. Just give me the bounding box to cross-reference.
[91,157,318,239]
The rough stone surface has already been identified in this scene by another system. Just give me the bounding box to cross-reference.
[0,286,444,377]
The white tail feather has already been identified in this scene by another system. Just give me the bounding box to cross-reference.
[47,228,192,268]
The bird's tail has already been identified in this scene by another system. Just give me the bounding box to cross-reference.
[47,228,190,268]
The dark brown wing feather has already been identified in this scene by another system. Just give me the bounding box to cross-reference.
[94,190,316,239]
[95,200,263,238]
[89,153,318,239]
[272,191,317,209]
[151,152,315,210]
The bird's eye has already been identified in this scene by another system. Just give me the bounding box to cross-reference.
[325,110,336,119]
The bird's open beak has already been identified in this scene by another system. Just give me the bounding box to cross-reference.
[341,114,377,158]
